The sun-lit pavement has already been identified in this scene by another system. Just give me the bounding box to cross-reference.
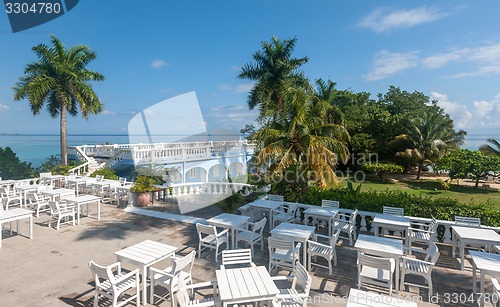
[0,200,493,307]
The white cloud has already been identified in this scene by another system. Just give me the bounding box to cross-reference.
[205,104,257,126]
[234,83,254,93]
[431,91,500,130]
[0,103,9,112]
[359,6,448,33]
[218,83,232,91]
[101,110,115,115]
[150,59,168,70]
[364,50,419,81]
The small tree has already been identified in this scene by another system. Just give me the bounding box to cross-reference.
[362,162,404,180]
[0,147,35,179]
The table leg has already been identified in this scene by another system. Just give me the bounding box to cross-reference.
[480,270,485,307]
[395,256,400,292]
[29,215,33,240]
[302,239,307,265]
[452,232,456,258]
[374,223,379,236]
[231,228,235,249]
[142,266,148,305]
[473,262,477,295]
[460,241,465,270]
[304,214,309,227]
[77,204,81,225]
[0,222,3,248]
[97,200,101,221]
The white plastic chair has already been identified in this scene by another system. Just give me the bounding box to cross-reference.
[408,218,438,249]
[331,209,357,246]
[268,194,284,202]
[48,200,76,230]
[268,236,301,272]
[400,241,440,298]
[235,217,267,256]
[221,249,256,269]
[149,250,196,306]
[0,186,22,209]
[492,277,500,307]
[88,260,140,307]
[28,193,51,217]
[196,223,228,262]
[357,253,395,296]
[271,261,312,307]
[175,274,220,307]
[321,200,339,208]
[307,228,341,275]
[271,202,298,229]
[382,206,404,216]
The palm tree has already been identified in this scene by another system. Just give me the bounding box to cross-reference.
[238,36,309,117]
[254,86,350,189]
[394,109,464,179]
[13,35,104,165]
[480,138,500,156]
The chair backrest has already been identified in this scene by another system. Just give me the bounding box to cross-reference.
[455,216,481,227]
[268,194,284,202]
[322,200,339,209]
[222,249,253,267]
[358,253,395,273]
[383,206,404,216]
[48,200,62,214]
[88,260,117,288]
[40,172,52,178]
[252,217,267,233]
[349,210,358,224]
[95,175,104,182]
[492,277,500,294]
[269,236,295,252]
[329,228,341,247]
[196,223,217,239]
[174,250,196,275]
[424,242,440,264]
[175,273,193,307]
[282,202,299,216]
[293,261,312,295]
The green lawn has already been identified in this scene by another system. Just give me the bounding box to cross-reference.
[338,177,500,208]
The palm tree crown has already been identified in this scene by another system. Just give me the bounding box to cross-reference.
[13,35,104,165]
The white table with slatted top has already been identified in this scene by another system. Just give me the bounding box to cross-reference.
[215,265,279,307]
[371,213,410,238]
[61,195,101,225]
[347,288,417,307]
[452,226,500,270]
[354,234,404,291]
[470,251,500,307]
[0,208,33,247]
[270,222,316,265]
[41,188,75,201]
[207,213,249,249]
[114,240,177,305]
[303,206,338,235]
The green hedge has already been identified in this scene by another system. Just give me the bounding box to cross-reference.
[284,187,500,227]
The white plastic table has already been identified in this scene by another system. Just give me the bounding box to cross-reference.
[207,213,249,249]
[270,222,315,264]
[0,208,33,247]
[114,240,177,305]
[452,226,500,270]
[41,188,75,201]
[61,195,101,225]
[371,213,410,238]
[215,265,279,307]
[16,184,48,207]
[470,251,500,307]
[354,234,404,291]
[66,177,94,196]
[303,207,338,235]
[41,174,66,187]
[347,288,417,306]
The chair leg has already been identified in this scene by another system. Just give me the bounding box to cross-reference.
[328,256,333,275]
[215,244,219,263]
[57,217,61,230]
[93,292,99,307]
[150,278,155,305]
[308,253,311,272]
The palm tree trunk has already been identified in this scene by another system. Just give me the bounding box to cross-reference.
[60,106,68,166]
[416,162,423,180]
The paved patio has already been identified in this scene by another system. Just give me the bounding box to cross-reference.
[0,199,494,307]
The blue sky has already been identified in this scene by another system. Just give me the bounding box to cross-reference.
[1,1,500,138]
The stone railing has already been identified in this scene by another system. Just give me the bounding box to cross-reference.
[290,203,500,243]
[164,182,256,198]
[70,140,256,166]
[13,178,40,187]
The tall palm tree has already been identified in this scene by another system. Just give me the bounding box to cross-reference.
[480,138,500,156]
[394,109,464,179]
[238,36,309,117]
[13,35,104,165]
[254,86,350,189]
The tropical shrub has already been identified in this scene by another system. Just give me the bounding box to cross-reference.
[90,167,119,180]
[362,162,404,180]
[0,147,35,179]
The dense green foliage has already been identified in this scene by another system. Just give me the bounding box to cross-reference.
[37,154,78,175]
[0,147,35,179]
[90,167,119,180]
[436,149,500,187]
[130,175,156,193]
[284,187,500,227]
[362,162,404,180]
[217,193,245,213]
[13,35,104,165]
[480,138,500,157]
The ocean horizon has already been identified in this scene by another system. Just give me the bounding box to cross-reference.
[0,133,498,167]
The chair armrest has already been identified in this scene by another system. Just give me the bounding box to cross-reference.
[307,239,329,250]
[408,227,432,233]
[116,268,140,282]
[149,267,175,279]
[216,228,229,237]
[313,233,333,241]
[271,275,296,282]
[186,280,218,291]
[401,256,433,266]
[403,247,430,256]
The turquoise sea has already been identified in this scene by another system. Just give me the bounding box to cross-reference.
[0,133,498,167]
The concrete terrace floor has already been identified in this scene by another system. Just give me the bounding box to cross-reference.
[0,198,494,307]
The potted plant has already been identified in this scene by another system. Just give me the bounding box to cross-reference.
[131,175,156,207]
